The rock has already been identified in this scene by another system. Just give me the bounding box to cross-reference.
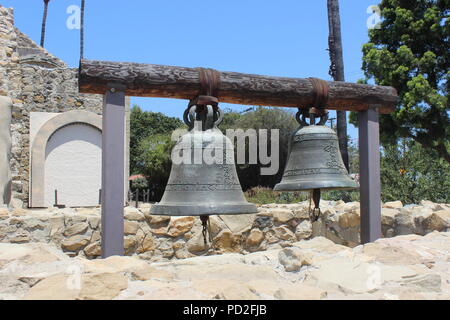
[271,209,294,223]
[124,237,137,254]
[130,267,174,281]
[424,210,450,232]
[245,229,264,247]
[216,284,260,300]
[88,216,100,229]
[219,214,256,235]
[383,201,403,209]
[49,215,65,237]
[400,274,442,292]
[64,222,88,237]
[90,230,101,242]
[167,216,195,237]
[24,273,128,300]
[61,235,90,252]
[214,230,240,253]
[274,285,327,300]
[295,220,312,240]
[8,234,30,244]
[186,231,208,254]
[278,247,312,272]
[339,210,360,228]
[252,216,273,229]
[293,236,351,254]
[157,239,175,258]
[23,274,79,300]
[148,215,170,225]
[381,208,398,226]
[84,242,101,257]
[362,242,422,265]
[79,273,128,299]
[124,207,145,221]
[293,208,310,219]
[420,200,439,211]
[395,211,415,235]
[0,208,9,220]
[305,257,418,294]
[341,202,360,212]
[137,234,155,254]
[273,226,296,241]
[207,215,229,238]
[124,221,139,235]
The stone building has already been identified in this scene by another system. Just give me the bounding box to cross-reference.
[0,6,129,208]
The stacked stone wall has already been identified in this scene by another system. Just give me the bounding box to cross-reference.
[0,200,448,261]
[0,6,104,207]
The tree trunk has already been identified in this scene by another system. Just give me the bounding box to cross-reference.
[80,0,85,59]
[327,0,350,171]
[40,0,50,48]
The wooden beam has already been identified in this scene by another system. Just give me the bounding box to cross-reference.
[359,107,382,243]
[79,59,398,114]
[101,87,125,258]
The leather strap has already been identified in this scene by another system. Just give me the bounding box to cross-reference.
[308,77,329,110]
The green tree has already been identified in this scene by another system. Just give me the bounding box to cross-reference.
[224,107,298,190]
[380,139,450,203]
[130,105,183,175]
[135,134,176,200]
[355,0,449,163]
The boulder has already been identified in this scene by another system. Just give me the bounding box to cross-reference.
[245,229,265,247]
[278,247,312,272]
[338,210,360,228]
[219,214,256,235]
[64,222,89,237]
[124,207,145,221]
[274,285,327,300]
[271,209,294,223]
[273,226,296,241]
[61,235,90,252]
[381,208,398,226]
[214,230,240,253]
[124,221,139,235]
[167,216,195,237]
[84,242,101,257]
[424,210,450,232]
[383,201,403,209]
[24,273,128,300]
[295,220,312,240]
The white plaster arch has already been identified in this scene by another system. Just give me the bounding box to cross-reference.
[30,110,102,207]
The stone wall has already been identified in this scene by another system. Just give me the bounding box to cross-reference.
[0,200,448,262]
[0,6,134,208]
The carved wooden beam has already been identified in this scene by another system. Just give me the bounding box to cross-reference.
[79,59,398,114]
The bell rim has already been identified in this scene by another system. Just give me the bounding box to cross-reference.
[149,203,258,216]
[274,180,359,192]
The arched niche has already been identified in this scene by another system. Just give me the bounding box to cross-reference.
[30,110,102,207]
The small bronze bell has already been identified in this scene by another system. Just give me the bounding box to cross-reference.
[274,108,358,220]
[150,103,258,217]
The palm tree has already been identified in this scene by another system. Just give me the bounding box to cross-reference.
[327,0,349,171]
[40,0,50,47]
[80,0,85,59]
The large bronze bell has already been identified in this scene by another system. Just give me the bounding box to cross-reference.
[274,109,358,219]
[274,109,358,192]
[150,103,258,217]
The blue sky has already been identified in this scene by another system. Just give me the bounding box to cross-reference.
[3,0,382,139]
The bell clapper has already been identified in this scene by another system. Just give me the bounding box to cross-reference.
[309,188,322,222]
[200,215,210,247]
